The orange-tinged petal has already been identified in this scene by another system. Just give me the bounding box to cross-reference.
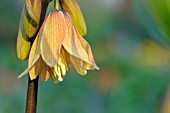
[29,57,42,80]
[70,55,92,70]
[62,12,89,63]
[39,59,50,82]
[70,56,87,75]
[28,33,41,68]
[64,49,87,75]
[27,32,41,79]
[18,32,41,79]
[18,65,33,78]
[77,31,99,70]
[18,55,40,78]
[63,11,99,70]
[17,6,31,61]
[59,0,87,36]
[41,11,67,67]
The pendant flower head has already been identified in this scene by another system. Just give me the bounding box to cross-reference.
[19,10,99,83]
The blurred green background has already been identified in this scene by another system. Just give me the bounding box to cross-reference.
[1,0,170,113]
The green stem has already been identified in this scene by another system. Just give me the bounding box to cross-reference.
[54,0,60,10]
[25,1,49,113]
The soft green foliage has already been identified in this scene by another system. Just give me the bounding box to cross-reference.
[133,0,170,47]
[1,0,170,113]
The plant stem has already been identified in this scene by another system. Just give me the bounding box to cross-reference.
[25,76,39,113]
[25,1,49,113]
[54,0,60,10]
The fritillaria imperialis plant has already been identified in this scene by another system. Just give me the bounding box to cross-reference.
[16,0,98,112]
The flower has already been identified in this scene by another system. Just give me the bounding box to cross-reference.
[18,10,98,83]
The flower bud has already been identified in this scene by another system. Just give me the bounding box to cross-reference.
[17,7,31,60]
[25,0,37,25]
[59,0,87,36]
[24,0,42,38]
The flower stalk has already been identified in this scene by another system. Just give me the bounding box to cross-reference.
[25,0,49,113]
[25,76,39,113]
[54,0,60,10]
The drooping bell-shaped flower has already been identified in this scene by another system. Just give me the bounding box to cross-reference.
[18,10,98,83]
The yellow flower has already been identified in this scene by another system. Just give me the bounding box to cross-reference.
[18,10,98,83]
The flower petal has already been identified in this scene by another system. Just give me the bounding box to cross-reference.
[59,0,87,36]
[62,13,89,63]
[18,67,32,79]
[70,56,87,75]
[18,52,40,79]
[28,33,41,68]
[70,55,91,70]
[64,49,87,75]
[28,33,41,80]
[18,25,41,78]
[77,32,99,70]
[63,12,99,70]
[39,59,50,82]
[29,57,42,80]
[41,11,67,67]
